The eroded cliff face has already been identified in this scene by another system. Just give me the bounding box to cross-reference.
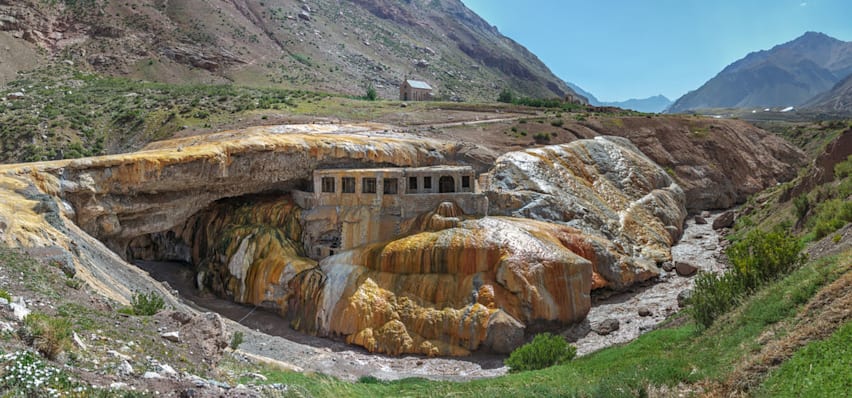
[488,137,687,289]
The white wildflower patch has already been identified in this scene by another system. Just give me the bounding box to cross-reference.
[0,350,71,397]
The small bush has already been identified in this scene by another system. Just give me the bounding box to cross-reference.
[505,333,576,372]
[230,331,244,350]
[364,85,377,101]
[550,119,564,127]
[533,132,551,143]
[497,88,514,103]
[0,289,10,302]
[358,375,382,384]
[20,313,73,360]
[793,194,809,219]
[124,291,166,316]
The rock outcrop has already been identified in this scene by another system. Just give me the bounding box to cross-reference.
[0,123,753,357]
[488,136,687,289]
[576,117,806,211]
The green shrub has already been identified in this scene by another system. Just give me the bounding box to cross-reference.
[505,333,576,372]
[690,228,806,328]
[727,228,806,285]
[364,85,377,101]
[550,119,564,127]
[807,199,852,239]
[0,289,10,302]
[20,313,73,359]
[533,132,551,143]
[834,154,852,179]
[123,291,166,316]
[689,270,744,329]
[230,331,244,350]
[497,88,514,103]
[793,194,809,219]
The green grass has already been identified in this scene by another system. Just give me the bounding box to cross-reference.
[237,248,849,397]
[757,321,852,397]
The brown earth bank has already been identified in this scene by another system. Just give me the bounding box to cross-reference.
[0,120,803,360]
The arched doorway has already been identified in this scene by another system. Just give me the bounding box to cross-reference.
[439,176,455,193]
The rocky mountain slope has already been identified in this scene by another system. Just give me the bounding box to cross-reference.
[803,73,852,115]
[668,32,852,113]
[0,0,578,101]
[566,82,671,113]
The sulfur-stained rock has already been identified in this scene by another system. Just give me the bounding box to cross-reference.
[297,216,593,356]
[487,136,687,290]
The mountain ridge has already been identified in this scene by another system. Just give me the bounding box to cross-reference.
[0,0,580,102]
[804,73,852,115]
[566,81,671,113]
[668,31,852,113]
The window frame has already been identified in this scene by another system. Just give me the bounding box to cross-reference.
[341,177,356,193]
[383,178,399,195]
[321,177,335,193]
[362,177,377,194]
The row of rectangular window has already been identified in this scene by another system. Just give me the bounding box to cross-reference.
[321,177,399,194]
[321,175,471,194]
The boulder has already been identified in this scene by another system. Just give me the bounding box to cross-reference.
[638,307,652,317]
[661,261,675,272]
[595,318,620,335]
[675,261,698,277]
[694,215,707,224]
[180,313,228,364]
[161,331,180,342]
[712,210,735,229]
[298,11,311,21]
[677,289,693,308]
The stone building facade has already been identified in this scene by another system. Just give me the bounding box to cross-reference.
[293,166,487,259]
[399,79,433,101]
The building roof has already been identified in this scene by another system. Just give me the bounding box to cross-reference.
[405,80,432,90]
[315,165,473,175]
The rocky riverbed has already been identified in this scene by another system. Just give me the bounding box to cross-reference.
[567,212,727,355]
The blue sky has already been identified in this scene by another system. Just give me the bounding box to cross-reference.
[461,0,852,102]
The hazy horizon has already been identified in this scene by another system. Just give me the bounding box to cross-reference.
[462,0,852,102]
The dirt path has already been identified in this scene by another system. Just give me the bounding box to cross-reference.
[134,213,727,381]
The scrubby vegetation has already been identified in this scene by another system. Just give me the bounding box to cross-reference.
[120,291,166,316]
[0,65,319,163]
[504,333,576,372]
[19,313,73,360]
[690,228,806,328]
[496,88,584,111]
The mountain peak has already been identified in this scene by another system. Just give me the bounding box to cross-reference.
[668,31,852,113]
[792,31,842,46]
